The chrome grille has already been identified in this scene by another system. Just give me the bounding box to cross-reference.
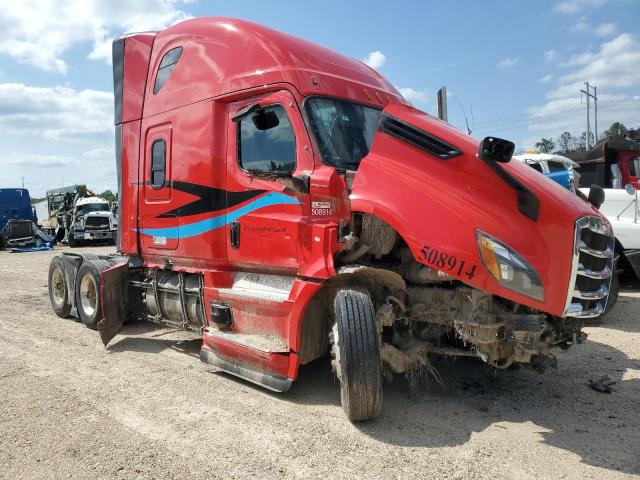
[85,216,109,229]
[564,216,614,323]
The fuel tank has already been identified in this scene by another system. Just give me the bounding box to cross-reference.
[350,103,604,316]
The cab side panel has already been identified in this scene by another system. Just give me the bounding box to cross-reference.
[137,100,228,270]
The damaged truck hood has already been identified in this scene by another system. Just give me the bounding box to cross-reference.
[349,103,600,316]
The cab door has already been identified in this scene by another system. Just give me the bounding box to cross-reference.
[225,90,313,273]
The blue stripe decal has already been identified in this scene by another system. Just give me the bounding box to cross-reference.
[137,192,302,240]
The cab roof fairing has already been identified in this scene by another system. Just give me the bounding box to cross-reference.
[76,197,110,206]
[139,17,407,118]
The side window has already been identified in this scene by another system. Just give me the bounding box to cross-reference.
[153,46,183,94]
[528,162,544,174]
[238,105,296,173]
[547,161,566,173]
[151,139,166,189]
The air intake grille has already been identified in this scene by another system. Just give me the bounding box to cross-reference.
[85,217,109,229]
[564,216,614,326]
[4,220,33,239]
[379,114,462,159]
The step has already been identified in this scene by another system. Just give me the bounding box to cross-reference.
[204,328,289,353]
[217,272,294,302]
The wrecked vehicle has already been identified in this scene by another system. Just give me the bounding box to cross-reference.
[68,197,117,247]
[513,152,581,192]
[0,188,42,249]
[43,185,117,246]
[47,18,614,421]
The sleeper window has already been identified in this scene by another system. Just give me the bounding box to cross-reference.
[151,139,166,189]
[153,46,183,94]
[238,105,296,173]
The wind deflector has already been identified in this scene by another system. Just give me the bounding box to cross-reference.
[112,38,125,126]
[379,113,462,159]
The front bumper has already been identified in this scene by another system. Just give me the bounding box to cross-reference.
[74,230,116,241]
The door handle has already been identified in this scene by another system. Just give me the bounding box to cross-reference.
[230,221,240,248]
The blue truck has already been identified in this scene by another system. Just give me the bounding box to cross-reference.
[0,188,39,249]
[513,152,580,191]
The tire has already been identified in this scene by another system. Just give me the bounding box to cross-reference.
[68,229,82,248]
[75,259,111,329]
[605,272,619,314]
[332,289,383,421]
[48,256,72,318]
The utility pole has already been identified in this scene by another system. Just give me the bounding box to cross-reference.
[594,85,598,141]
[20,176,25,189]
[581,82,598,150]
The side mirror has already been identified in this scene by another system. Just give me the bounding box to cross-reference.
[252,109,280,130]
[478,137,515,163]
[587,185,605,209]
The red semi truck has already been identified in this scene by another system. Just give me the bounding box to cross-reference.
[48,18,614,421]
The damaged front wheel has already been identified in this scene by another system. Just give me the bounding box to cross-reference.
[332,289,383,421]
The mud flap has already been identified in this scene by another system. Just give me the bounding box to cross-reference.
[60,253,84,311]
[98,262,129,346]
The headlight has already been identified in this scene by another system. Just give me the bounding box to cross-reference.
[476,231,544,302]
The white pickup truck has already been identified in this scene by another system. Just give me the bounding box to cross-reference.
[581,185,640,308]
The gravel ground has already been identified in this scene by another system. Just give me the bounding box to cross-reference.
[0,245,639,479]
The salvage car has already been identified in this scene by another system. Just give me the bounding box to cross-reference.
[513,152,580,191]
[48,18,615,421]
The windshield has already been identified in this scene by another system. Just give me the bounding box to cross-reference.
[304,97,382,170]
[76,203,109,216]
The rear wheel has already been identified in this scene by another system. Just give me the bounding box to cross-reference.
[75,259,111,329]
[49,257,72,318]
[332,289,383,421]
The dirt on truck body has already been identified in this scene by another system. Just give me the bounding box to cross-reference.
[47,17,615,421]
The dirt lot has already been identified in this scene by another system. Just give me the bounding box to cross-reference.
[0,245,639,479]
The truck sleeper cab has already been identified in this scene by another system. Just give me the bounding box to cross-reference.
[47,18,614,421]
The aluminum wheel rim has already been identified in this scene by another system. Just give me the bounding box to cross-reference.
[80,274,97,317]
[51,268,66,308]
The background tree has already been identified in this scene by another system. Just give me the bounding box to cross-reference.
[603,122,628,138]
[98,190,116,204]
[577,131,595,151]
[556,132,576,152]
[534,138,555,153]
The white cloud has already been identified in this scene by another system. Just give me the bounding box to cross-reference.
[397,87,429,105]
[526,94,639,137]
[0,83,113,139]
[362,50,386,70]
[595,22,617,37]
[83,146,114,159]
[548,33,640,99]
[522,32,640,148]
[540,74,554,83]
[571,16,590,33]
[0,0,193,73]
[544,50,560,63]
[5,153,77,168]
[497,57,519,68]
[553,0,606,14]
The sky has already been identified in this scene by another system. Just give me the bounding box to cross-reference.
[0,0,638,197]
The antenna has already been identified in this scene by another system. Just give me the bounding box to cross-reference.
[453,96,471,135]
